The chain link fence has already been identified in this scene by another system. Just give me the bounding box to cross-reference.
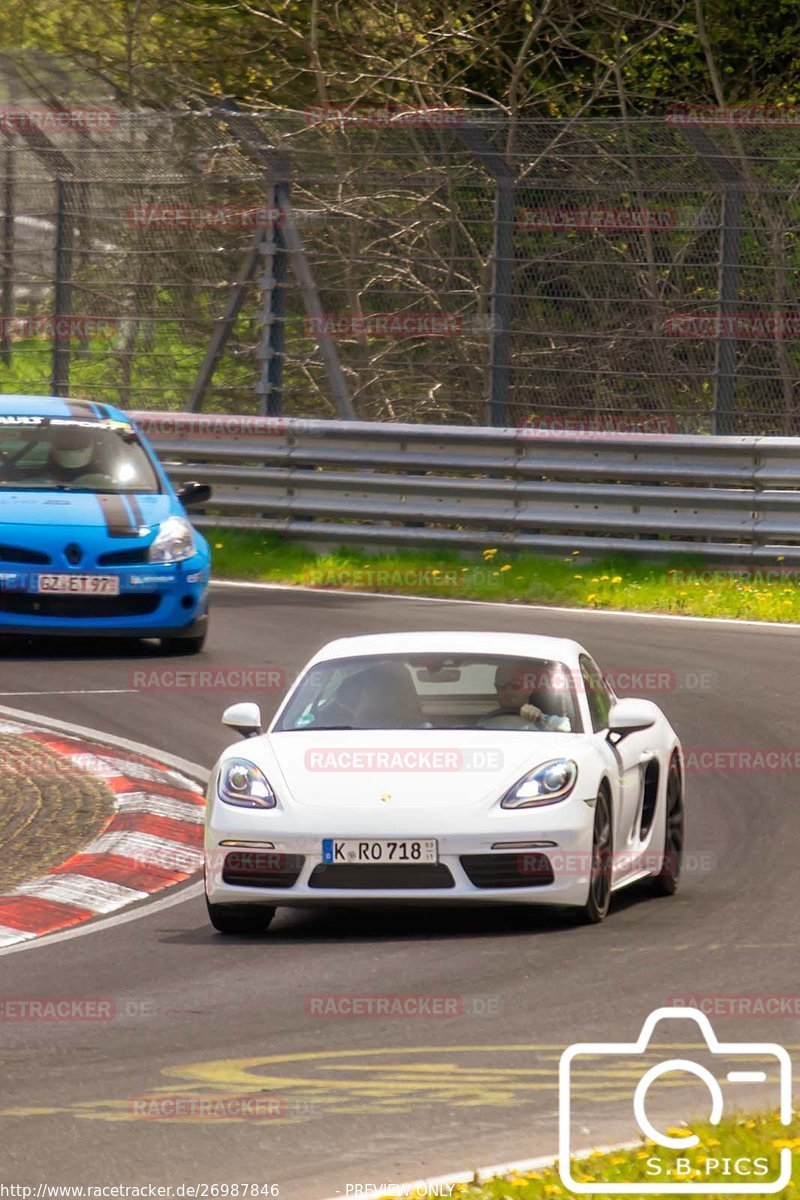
[0,109,798,432]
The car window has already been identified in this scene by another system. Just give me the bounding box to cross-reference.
[580,654,613,732]
[0,416,160,494]
[273,653,583,732]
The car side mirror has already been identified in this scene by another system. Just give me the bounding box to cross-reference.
[222,702,262,738]
[178,481,212,507]
[607,698,658,738]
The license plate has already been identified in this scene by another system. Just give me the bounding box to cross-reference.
[35,574,120,595]
[322,838,438,865]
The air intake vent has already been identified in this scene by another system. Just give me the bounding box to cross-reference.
[0,545,51,565]
[308,863,455,889]
[460,852,555,889]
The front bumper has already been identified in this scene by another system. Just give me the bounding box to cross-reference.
[205,805,596,909]
[0,554,210,637]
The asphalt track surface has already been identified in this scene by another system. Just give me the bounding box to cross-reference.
[1,584,799,1197]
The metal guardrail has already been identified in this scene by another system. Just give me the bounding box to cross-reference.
[130,412,800,562]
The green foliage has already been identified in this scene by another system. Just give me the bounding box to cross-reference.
[1,0,799,114]
[205,530,800,622]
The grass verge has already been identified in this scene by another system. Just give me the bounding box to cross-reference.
[441,1111,798,1198]
[206,529,800,622]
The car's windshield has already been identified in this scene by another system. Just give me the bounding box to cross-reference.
[274,653,583,733]
[0,416,160,494]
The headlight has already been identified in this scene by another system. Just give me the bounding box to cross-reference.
[500,759,578,809]
[148,516,196,563]
[218,758,276,809]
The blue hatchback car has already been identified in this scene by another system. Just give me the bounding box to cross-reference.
[0,395,211,652]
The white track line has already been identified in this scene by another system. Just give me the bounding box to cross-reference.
[211,578,800,631]
[0,688,139,697]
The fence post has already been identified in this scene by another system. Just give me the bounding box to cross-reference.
[51,179,75,396]
[0,143,14,366]
[454,123,516,427]
[489,178,515,427]
[277,195,357,419]
[255,181,288,416]
[676,126,742,435]
[188,227,265,412]
[713,184,741,435]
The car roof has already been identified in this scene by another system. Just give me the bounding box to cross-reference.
[0,395,129,421]
[309,631,588,666]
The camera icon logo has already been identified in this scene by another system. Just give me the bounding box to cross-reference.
[559,1006,792,1194]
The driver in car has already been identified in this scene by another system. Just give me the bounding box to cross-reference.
[482,661,571,731]
[47,424,102,484]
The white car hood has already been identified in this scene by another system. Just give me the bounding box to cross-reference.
[260,729,580,810]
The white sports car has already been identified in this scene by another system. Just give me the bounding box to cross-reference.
[204,631,685,934]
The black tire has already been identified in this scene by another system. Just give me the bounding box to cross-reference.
[578,786,613,924]
[206,898,276,935]
[161,630,207,654]
[652,757,684,897]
